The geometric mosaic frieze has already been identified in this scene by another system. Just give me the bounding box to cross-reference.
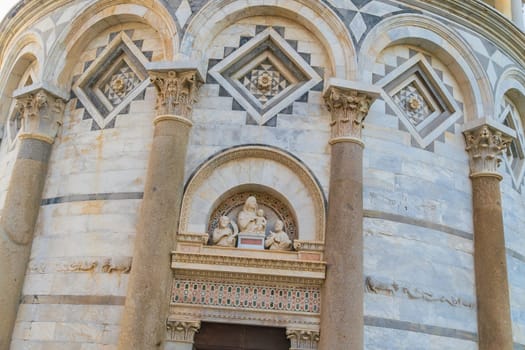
[379,53,461,148]
[209,27,322,125]
[499,99,525,189]
[172,278,320,314]
[73,32,150,130]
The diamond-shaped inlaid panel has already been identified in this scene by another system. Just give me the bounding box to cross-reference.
[241,60,291,105]
[73,32,150,130]
[392,82,435,127]
[102,63,142,106]
[378,53,460,148]
[209,27,322,125]
[499,99,525,189]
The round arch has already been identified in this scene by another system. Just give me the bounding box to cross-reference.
[44,0,178,89]
[494,67,525,116]
[179,145,327,242]
[180,0,357,80]
[359,14,492,122]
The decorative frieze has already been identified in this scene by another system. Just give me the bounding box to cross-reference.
[14,88,66,143]
[166,320,201,343]
[323,80,380,145]
[286,328,320,350]
[464,124,513,178]
[149,69,202,119]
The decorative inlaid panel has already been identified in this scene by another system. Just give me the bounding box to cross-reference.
[241,60,290,104]
[392,82,434,127]
[102,62,142,106]
[172,279,320,314]
[499,98,525,189]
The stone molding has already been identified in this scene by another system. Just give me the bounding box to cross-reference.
[14,87,66,144]
[286,328,320,350]
[463,123,514,179]
[166,319,201,343]
[323,79,380,145]
[149,69,203,120]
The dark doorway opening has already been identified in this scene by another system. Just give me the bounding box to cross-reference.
[194,322,290,350]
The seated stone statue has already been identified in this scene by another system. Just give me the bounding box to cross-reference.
[237,196,260,234]
[211,216,237,247]
[265,220,292,251]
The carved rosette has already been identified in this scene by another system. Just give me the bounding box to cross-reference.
[286,328,320,350]
[14,89,66,143]
[166,320,201,343]
[464,124,512,179]
[324,87,373,145]
[149,70,202,120]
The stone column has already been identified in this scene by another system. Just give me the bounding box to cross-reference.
[511,0,524,29]
[165,320,201,350]
[463,122,515,350]
[0,87,65,349]
[118,67,202,350]
[286,328,320,350]
[319,79,379,349]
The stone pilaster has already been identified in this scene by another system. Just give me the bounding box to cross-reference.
[165,320,201,350]
[0,87,66,349]
[319,79,380,349]
[286,328,320,350]
[463,123,514,350]
[118,66,202,350]
[511,0,524,30]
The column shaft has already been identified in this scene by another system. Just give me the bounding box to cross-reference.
[319,81,379,349]
[495,0,513,17]
[320,141,364,349]
[464,123,514,350]
[118,118,191,349]
[472,176,513,350]
[511,0,524,29]
[0,138,52,349]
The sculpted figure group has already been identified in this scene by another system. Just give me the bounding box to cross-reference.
[211,196,292,251]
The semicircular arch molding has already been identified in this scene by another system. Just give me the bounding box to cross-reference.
[359,14,491,122]
[45,0,178,90]
[494,67,525,113]
[180,0,357,80]
[180,145,326,242]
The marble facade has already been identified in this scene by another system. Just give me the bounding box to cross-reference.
[0,0,524,349]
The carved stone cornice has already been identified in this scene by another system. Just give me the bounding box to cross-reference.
[148,68,203,121]
[323,79,380,146]
[166,319,200,343]
[463,122,515,179]
[286,328,320,350]
[14,87,66,144]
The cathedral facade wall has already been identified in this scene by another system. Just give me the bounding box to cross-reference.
[0,0,524,349]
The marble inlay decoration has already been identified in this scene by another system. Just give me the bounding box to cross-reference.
[172,279,320,314]
[209,27,321,125]
[392,81,435,127]
[499,99,525,188]
[102,63,142,106]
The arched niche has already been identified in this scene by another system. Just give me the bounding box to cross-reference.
[45,1,178,90]
[180,0,357,80]
[180,146,326,242]
[359,14,491,123]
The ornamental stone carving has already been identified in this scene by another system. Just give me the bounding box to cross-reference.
[463,124,513,178]
[286,328,320,350]
[265,220,292,251]
[323,80,380,144]
[149,69,202,119]
[14,88,66,143]
[166,320,201,343]
[211,216,238,247]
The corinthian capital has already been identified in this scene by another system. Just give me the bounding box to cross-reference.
[149,67,203,120]
[14,87,67,144]
[286,328,320,350]
[323,79,380,146]
[166,319,201,343]
[463,121,515,179]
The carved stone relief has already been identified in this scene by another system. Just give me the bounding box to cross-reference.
[207,194,295,251]
[286,328,320,350]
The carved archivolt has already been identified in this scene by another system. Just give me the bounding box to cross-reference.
[179,146,326,242]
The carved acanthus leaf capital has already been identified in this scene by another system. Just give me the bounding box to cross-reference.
[166,319,201,343]
[14,89,66,143]
[463,124,513,179]
[323,81,380,144]
[149,69,203,119]
[286,328,320,350]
